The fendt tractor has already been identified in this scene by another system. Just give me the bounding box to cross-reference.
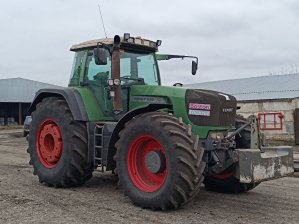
[27,34,294,210]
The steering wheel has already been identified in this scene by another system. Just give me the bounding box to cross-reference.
[120,76,136,85]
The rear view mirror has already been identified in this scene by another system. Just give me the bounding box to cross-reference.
[192,61,197,75]
[94,48,107,65]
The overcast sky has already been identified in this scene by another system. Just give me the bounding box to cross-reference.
[1,0,299,86]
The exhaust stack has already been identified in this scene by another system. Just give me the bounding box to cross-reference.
[111,35,123,120]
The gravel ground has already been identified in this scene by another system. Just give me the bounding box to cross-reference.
[0,128,299,224]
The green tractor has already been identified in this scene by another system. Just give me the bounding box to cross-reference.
[27,34,294,210]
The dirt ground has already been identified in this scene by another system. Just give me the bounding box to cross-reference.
[1,129,299,224]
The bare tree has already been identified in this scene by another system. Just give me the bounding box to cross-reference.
[268,64,299,76]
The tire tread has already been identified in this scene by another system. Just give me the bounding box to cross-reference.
[114,111,205,210]
[27,96,93,188]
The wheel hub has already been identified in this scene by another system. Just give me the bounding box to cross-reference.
[145,150,166,174]
[37,119,63,168]
[127,135,167,192]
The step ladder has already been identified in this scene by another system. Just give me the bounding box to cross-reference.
[94,123,104,171]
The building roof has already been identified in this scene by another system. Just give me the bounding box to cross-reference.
[0,78,59,103]
[185,73,299,101]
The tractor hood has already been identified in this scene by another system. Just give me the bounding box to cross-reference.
[129,85,237,137]
[185,89,237,127]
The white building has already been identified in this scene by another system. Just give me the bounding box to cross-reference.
[0,78,58,125]
[185,73,299,149]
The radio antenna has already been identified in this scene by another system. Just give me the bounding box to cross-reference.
[98,4,107,38]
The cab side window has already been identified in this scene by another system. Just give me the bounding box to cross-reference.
[84,50,111,85]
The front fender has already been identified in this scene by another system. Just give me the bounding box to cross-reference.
[106,103,173,171]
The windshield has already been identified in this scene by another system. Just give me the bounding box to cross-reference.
[120,51,159,85]
[84,50,159,86]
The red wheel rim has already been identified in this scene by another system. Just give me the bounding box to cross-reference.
[214,172,234,179]
[36,119,63,168]
[127,135,167,192]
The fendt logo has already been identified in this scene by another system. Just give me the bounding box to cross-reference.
[189,103,211,110]
[222,108,233,112]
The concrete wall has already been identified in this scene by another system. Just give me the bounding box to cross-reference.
[237,98,299,147]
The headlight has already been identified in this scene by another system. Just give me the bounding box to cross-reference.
[127,37,134,43]
[124,33,130,40]
[107,79,114,86]
[108,78,121,86]
[156,40,162,46]
[113,78,121,86]
[135,38,142,45]
[143,40,150,46]
[211,132,224,140]
[150,41,156,47]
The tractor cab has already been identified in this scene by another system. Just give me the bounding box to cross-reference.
[68,34,198,119]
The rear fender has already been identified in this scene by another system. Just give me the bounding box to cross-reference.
[28,87,88,121]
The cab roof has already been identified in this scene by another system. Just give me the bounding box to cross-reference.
[70,36,159,52]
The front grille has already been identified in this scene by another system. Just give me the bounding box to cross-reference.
[185,89,236,127]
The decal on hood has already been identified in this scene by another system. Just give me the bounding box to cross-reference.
[189,103,211,110]
[130,96,166,103]
[189,109,210,116]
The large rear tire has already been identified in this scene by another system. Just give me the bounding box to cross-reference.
[114,112,205,210]
[203,114,260,193]
[27,97,93,187]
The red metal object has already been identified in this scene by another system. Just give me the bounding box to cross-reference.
[258,113,283,130]
[36,119,63,168]
[127,135,167,192]
[278,113,284,119]
[258,112,283,130]
[214,172,234,179]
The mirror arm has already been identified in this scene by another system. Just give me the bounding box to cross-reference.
[167,54,198,70]
[164,54,198,67]
[96,42,112,56]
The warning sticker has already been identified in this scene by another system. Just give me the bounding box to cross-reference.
[189,109,210,116]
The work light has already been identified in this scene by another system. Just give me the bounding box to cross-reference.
[107,79,114,86]
[124,33,130,40]
[113,78,121,86]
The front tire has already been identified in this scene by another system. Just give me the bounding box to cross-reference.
[27,97,93,187]
[114,112,205,210]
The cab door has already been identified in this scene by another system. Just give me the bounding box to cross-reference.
[83,49,130,119]
[83,49,114,119]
